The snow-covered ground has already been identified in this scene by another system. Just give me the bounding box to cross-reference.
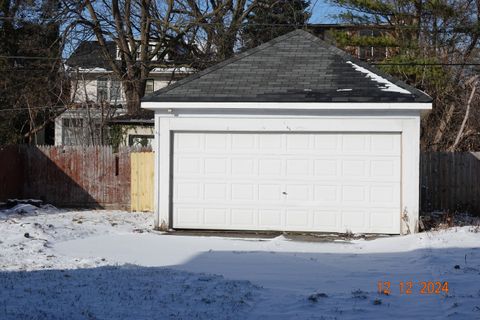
[1,208,479,319]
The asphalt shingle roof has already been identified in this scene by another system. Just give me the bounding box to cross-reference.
[143,29,431,103]
[66,41,116,70]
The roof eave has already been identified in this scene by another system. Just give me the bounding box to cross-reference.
[142,101,432,111]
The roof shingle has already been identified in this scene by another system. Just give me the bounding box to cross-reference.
[143,29,431,103]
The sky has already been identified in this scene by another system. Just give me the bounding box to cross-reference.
[310,0,343,23]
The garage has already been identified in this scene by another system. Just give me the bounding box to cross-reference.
[143,29,432,234]
[172,132,401,234]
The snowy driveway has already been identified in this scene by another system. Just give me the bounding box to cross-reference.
[1,209,479,319]
[54,229,480,319]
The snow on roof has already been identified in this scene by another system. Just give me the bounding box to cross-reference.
[346,61,411,95]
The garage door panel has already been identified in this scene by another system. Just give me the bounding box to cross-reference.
[231,209,256,226]
[286,135,311,150]
[259,159,283,176]
[232,134,256,150]
[342,160,366,177]
[370,209,397,230]
[285,209,309,227]
[371,134,400,154]
[204,158,227,174]
[205,134,228,150]
[314,135,340,151]
[286,159,310,176]
[312,210,339,230]
[204,183,228,201]
[175,207,201,225]
[231,158,255,175]
[204,208,228,225]
[370,159,400,179]
[342,185,367,203]
[258,209,282,228]
[314,159,338,177]
[370,184,400,206]
[175,182,200,201]
[172,132,401,234]
[314,185,339,203]
[342,135,368,153]
[258,134,283,150]
[231,183,255,201]
[176,132,203,152]
[341,210,368,229]
[258,184,282,201]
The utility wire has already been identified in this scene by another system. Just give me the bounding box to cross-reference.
[1,55,480,66]
[0,16,479,33]
[0,105,65,113]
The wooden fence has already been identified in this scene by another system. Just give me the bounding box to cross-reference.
[420,152,480,214]
[0,145,136,209]
[131,152,154,212]
[1,146,480,214]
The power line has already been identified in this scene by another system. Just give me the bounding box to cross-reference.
[0,55,65,60]
[2,54,480,67]
[0,16,479,33]
[0,105,65,113]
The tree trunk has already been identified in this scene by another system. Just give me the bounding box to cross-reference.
[123,80,144,115]
[449,79,478,151]
[432,103,454,151]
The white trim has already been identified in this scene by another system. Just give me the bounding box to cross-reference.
[143,102,431,110]
[153,115,160,228]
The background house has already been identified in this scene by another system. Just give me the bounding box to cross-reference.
[55,41,191,146]
[309,24,391,62]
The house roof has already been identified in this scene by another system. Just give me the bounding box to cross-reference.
[66,41,117,70]
[108,109,154,125]
[66,41,194,74]
[143,29,431,103]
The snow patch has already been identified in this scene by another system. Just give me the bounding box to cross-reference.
[1,209,480,319]
[151,67,193,74]
[76,67,108,73]
[347,61,411,94]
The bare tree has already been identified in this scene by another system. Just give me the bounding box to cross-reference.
[329,0,480,151]
[183,0,257,64]
[62,1,262,115]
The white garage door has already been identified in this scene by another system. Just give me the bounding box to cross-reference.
[172,132,401,234]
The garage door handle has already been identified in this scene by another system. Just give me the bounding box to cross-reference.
[282,192,287,195]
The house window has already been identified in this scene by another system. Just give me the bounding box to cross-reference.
[129,134,154,148]
[97,78,108,102]
[110,80,121,102]
[145,79,155,95]
[62,118,84,145]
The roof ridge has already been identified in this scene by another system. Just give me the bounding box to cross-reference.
[149,29,304,97]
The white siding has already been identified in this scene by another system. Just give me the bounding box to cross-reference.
[152,110,425,234]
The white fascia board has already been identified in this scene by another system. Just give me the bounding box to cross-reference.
[142,101,432,110]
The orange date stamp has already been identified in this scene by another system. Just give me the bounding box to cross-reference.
[377,281,449,295]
